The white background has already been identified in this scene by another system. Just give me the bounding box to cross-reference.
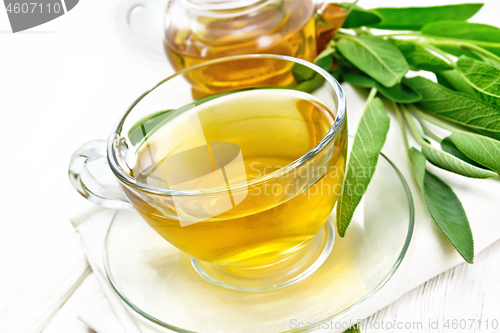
[1,0,500,332]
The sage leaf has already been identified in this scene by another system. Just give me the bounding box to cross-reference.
[291,63,315,82]
[422,144,498,179]
[337,97,390,237]
[369,4,483,31]
[343,327,361,333]
[474,52,500,68]
[337,35,409,87]
[409,148,474,263]
[404,76,500,140]
[336,57,357,74]
[456,56,500,107]
[435,46,483,61]
[441,137,484,168]
[422,21,500,43]
[457,56,500,97]
[435,70,478,97]
[449,132,500,174]
[343,72,421,103]
[407,111,427,141]
[314,47,335,71]
[389,39,453,72]
[435,72,456,90]
[409,147,427,184]
[342,6,382,29]
[294,73,325,93]
[330,69,343,83]
[422,21,500,56]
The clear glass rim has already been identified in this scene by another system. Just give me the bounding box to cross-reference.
[103,152,415,333]
[107,54,346,197]
[179,0,279,18]
[180,0,268,10]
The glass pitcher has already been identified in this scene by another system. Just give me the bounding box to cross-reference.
[164,0,349,71]
[119,0,349,69]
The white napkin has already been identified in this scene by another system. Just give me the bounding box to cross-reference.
[73,83,500,332]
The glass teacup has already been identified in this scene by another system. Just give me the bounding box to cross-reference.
[69,54,347,291]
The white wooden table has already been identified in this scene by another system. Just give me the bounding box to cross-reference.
[1,0,499,332]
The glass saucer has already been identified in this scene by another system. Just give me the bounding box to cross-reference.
[104,153,414,332]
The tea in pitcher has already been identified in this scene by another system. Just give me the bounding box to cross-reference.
[164,0,317,85]
[163,0,349,91]
[125,88,346,269]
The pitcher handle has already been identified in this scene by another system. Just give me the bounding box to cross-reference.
[68,140,134,210]
[116,0,170,61]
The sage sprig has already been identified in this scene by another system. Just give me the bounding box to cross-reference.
[408,147,474,264]
[343,72,421,103]
[449,132,500,174]
[405,76,500,141]
[366,4,483,31]
[326,2,500,263]
[336,35,409,87]
[337,88,390,237]
[440,136,483,168]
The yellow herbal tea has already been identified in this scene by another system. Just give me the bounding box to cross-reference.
[124,89,346,269]
[164,0,316,87]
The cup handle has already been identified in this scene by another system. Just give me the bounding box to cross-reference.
[68,140,134,210]
[116,0,169,61]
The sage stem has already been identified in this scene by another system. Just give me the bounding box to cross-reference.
[393,102,410,153]
[366,87,378,105]
[428,40,500,63]
[422,126,442,143]
[417,41,454,64]
[401,105,428,146]
[412,109,463,133]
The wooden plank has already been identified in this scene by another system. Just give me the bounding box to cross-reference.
[367,239,500,332]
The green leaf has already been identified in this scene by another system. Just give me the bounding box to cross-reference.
[369,4,483,31]
[435,70,478,97]
[422,144,498,179]
[423,173,474,263]
[409,147,427,184]
[407,111,429,143]
[343,72,421,103]
[456,56,500,107]
[422,21,500,56]
[435,72,456,90]
[450,132,500,174]
[409,148,474,263]
[291,63,315,82]
[336,57,357,74]
[343,328,361,333]
[342,6,382,29]
[337,97,390,237]
[435,46,483,61]
[404,76,500,140]
[457,56,500,97]
[294,73,325,93]
[473,51,500,68]
[336,35,409,87]
[330,68,343,83]
[441,136,484,168]
[422,21,500,44]
[314,47,335,71]
[389,39,453,72]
